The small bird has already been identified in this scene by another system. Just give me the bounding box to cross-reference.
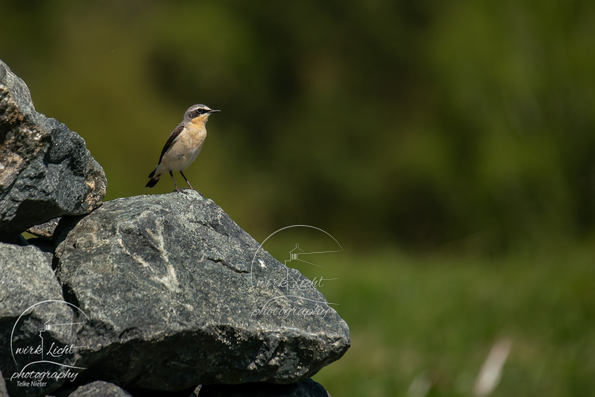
[146,104,220,193]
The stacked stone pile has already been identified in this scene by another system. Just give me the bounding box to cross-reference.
[0,60,349,397]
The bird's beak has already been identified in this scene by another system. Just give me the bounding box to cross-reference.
[209,109,221,113]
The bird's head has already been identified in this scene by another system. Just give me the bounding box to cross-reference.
[184,104,220,125]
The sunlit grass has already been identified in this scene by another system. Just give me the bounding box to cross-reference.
[311,244,595,396]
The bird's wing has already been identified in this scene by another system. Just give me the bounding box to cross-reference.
[157,123,185,164]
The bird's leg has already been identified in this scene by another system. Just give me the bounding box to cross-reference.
[180,171,202,196]
[179,171,194,190]
[169,171,184,193]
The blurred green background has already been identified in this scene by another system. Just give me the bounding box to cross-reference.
[2,0,595,395]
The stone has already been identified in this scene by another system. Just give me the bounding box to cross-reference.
[0,370,7,397]
[0,59,106,242]
[55,381,132,397]
[54,191,350,391]
[194,378,329,397]
[0,243,79,397]
[26,237,55,264]
[27,218,61,240]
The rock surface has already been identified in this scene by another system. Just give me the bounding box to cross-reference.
[27,218,61,240]
[0,59,106,242]
[55,381,132,397]
[0,243,78,397]
[54,191,350,391]
[194,378,329,397]
[0,370,7,397]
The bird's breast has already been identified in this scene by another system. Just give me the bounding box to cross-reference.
[172,125,204,157]
[183,124,207,148]
[160,125,206,172]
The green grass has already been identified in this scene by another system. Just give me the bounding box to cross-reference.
[308,244,595,396]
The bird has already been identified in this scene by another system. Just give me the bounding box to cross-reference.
[146,104,220,193]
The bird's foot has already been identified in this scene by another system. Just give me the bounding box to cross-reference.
[175,187,202,196]
[186,188,203,197]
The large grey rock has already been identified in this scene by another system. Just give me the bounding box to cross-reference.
[0,59,106,241]
[0,243,79,397]
[54,191,350,391]
[195,378,329,397]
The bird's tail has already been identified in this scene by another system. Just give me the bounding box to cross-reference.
[146,170,159,188]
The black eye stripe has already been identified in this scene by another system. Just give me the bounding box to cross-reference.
[191,108,209,117]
